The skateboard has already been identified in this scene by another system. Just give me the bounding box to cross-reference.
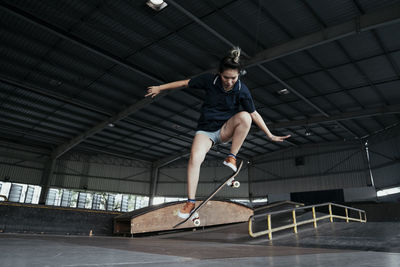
[173,160,243,228]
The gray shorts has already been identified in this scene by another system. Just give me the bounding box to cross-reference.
[195,129,224,146]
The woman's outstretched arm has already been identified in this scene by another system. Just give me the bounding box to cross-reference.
[250,111,291,142]
[145,79,190,98]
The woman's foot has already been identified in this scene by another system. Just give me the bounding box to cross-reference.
[177,201,195,219]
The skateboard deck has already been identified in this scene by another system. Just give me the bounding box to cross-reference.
[173,160,243,228]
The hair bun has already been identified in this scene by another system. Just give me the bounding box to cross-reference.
[230,47,241,63]
[219,47,242,73]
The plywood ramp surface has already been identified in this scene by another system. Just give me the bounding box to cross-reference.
[114,200,253,234]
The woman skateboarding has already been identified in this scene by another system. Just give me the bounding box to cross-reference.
[145,47,290,219]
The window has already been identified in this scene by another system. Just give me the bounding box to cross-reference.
[152,196,186,205]
[135,195,149,209]
[92,193,106,210]
[9,184,23,202]
[44,187,150,212]
[0,181,41,204]
[121,195,128,212]
[46,188,62,206]
[0,181,152,212]
[153,197,165,205]
[77,192,87,209]
[61,190,72,207]
[0,182,11,201]
[107,194,115,211]
[127,195,136,211]
[24,186,35,203]
[70,191,79,208]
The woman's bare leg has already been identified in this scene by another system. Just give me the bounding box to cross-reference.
[187,133,213,199]
[220,111,252,155]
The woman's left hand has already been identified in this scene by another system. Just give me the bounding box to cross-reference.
[269,134,291,142]
[145,86,161,98]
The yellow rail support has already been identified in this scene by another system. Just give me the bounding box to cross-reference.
[267,214,272,240]
[359,210,364,222]
[312,206,317,228]
[249,202,366,239]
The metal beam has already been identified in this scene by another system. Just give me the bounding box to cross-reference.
[255,64,330,117]
[244,2,400,67]
[0,139,51,156]
[1,76,231,162]
[167,0,344,136]
[0,76,195,155]
[252,140,361,164]
[0,150,48,163]
[165,0,352,165]
[4,1,400,159]
[76,145,151,164]
[51,96,160,158]
[168,0,400,140]
[154,149,191,169]
[0,2,163,84]
[267,104,400,130]
[153,146,235,169]
[0,2,172,159]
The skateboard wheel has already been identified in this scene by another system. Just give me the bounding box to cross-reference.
[233,181,240,188]
[193,219,201,226]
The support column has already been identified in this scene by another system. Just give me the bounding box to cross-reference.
[248,162,254,203]
[149,164,159,206]
[79,155,90,190]
[363,140,375,187]
[39,157,56,204]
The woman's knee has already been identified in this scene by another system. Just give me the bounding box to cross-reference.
[237,111,252,127]
[189,150,206,165]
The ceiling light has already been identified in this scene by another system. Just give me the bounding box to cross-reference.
[305,127,312,136]
[149,0,163,4]
[377,186,400,197]
[146,0,168,11]
[277,88,290,95]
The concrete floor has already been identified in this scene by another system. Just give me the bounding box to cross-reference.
[1,221,400,267]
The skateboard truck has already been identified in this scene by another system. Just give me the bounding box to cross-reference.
[191,212,201,227]
[226,177,240,188]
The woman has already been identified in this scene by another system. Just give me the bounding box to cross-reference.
[146,47,290,219]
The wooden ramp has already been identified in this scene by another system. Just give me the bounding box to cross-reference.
[114,200,253,234]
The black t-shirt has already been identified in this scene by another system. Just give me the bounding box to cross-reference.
[188,73,256,131]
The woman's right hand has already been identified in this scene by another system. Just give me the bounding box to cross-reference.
[145,86,161,98]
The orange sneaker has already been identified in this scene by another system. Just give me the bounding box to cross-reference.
[223,155,237,172]
[177,201,195,219]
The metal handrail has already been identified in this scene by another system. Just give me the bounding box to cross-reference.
[249,202,367,239]
[253,201,304,212]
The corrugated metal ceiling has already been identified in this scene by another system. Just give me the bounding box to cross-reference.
[0,0,399,164]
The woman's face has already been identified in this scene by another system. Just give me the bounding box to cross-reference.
[220,69,239,91]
